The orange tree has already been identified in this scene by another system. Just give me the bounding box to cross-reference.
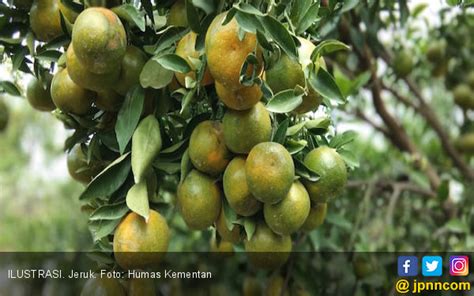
[0,0,359,277]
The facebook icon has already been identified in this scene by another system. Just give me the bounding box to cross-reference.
[398,256,418,276]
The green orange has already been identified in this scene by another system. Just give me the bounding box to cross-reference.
[246,142,295,204]
[26,76,56,111]
[223,156,262,216]
[95,89,124,112]
[115,46,148,96]
[50,68,94,115]
[301,202,327,231]
[177,170,222,230]
[222,102,272,154]
[215,206,241,243]
[29,0,63,42]
[302,146,347,202]
[67,145,103,184]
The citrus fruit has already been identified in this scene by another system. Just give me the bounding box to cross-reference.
[115,45,148,95]
[66,46,120,92]
[223,156,262,216]
[302,146,347,202]
[168,0,187,27]
[393,50,413,78]
[215,207,241,243]
[128,278,156,296]
[26,76,56,111]
[242,276,262,296]
[67,144,103,184]
[113,210,170,270]
[455,133,474,154]
[72,7,127,74]
[210,237,234,255]
[222,102,271,154]
[244,222,291,269]
[264,276,289,296]
[175,32,214,87]
[189,120,231,176]
[95,89,124,111]
[59,1,78,23]
[205,12,261,89]
[265,37,325,113]
[453,84,473,110]
[29,0,63,42]
[50,68,94,115]
[80,277,126,296]
[353,255,374,279]
[0,99,9,132]
[177,170,222,230]
[263,181,310,235]
[246,142,295,204]
[426,41,445,63]
[215,81,262,110]
[301,202,327,231]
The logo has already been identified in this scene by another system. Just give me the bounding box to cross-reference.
[422,256,442,276]
[398,256,418,276]
[450,256,469,276]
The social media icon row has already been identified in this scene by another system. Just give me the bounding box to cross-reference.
[397,256,469,277]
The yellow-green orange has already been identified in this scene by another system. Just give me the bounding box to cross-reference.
[29,0,62,42]
[265,38,325,114]
[242,276,262,296]
[393,51,413,78]
[426,41,445,63]
[205,12,260,89]
[168,0,187,27]
[246,142,295,204]
[80,277,126,296]
[72,7,126,74]
[301,202,327,231]
[244,222,291,270]
[189,121,231,176]
[67,145,103,184]
[175,32,214,87]
[66,46,120,92]
[264,181,310,235]
[210,237,234,255]
[115,46,148,95]
[222,102,271,154]
[223,157,262,216]
[264,276,289,296]
[177,170,221,230]
[51,68,93,115]
[453,84,474,110]
[215,207,241,243]
[26,77,56,111]
[128,278,156,296]
[455,133,474,154]
[215,81,262,111]
[302,146,347,202]
[95,89,124,111]
[113,210,170,270]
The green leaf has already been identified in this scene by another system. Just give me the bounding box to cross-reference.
[89,219,121,241]
[235,11,264,33]
[437,179,449,201]
[180,148,192,184]
[444,219,469,234]
[272,118,290,144]
[185,0,202,33]
[308,67,345,104]
[330,130,357,149]
[35,50,62,62]
[115,86,145,154]
[286,139,307,155]
[222,200,237,231]
[296,3,320,34]
[244,218,256,241]
[140,58,174,89]
[312,40,350,59]
[266,89,303,113]
[126,181,150,221]
[294,158,319,182]
[80,153,131,201]
[286,122,306,136]
[156,54,192,74]
[305,117,331,133]
[260,15,298,59]
[337,148,359,169]
[412,3,428,17]
[0,81,21,96]
[132,115,163,184]
[112,4,146,32]
[234,3,265,16]
[154,161,181,174]
[89,202,129,221]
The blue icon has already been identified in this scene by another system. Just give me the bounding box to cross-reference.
[422,256,443,276]
[398,256,418,276]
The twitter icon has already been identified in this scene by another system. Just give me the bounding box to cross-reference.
[422,256,443,276]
